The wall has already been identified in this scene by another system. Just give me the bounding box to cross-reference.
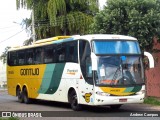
[146,38,160,97]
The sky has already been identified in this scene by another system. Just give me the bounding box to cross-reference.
[99,0,107,10]
[0,0,106,55]
[0,0,31,54]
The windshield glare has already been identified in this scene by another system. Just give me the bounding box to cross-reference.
[95,56,144,86]
[93,40,141,54]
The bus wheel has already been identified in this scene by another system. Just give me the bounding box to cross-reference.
[110,105,122,110]
[23,88,30,104]
[69,90,81,111]
[16,87,23,103]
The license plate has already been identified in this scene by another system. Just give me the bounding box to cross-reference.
[119,98,127,102]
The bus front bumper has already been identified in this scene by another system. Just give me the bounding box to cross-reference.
[93,94,145,106]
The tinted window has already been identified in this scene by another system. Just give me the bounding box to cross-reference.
[65,41,78,63]
[44,45,54,63]
[79,40,93,84]
[7,41,78,66]
[57,43,65,62]
[34,47,43,64]
[8,51,17,66]
[93,40,141,54]
[17,51,25,65]
[26,49,34,64]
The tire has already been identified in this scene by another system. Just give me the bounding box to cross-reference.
[110,105,122,110]
[16,87,23,103]
[69,90,81,111]
[23,88,31,104]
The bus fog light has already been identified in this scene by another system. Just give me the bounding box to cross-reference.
[96,91,110,96]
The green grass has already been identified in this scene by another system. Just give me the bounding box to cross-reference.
[0,118,19,120]
[144,97,160,106]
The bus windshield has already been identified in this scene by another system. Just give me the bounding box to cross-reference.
[95,56,144,86]
[92,40,144,86]
[93,40,141,54]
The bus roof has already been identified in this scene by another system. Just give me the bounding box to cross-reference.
[79,34,137,41]
[8,34,137,51]
[8,36,74,51]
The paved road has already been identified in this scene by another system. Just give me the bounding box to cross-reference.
[0,90,160,120]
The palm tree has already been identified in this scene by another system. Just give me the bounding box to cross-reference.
[16,0,99,39]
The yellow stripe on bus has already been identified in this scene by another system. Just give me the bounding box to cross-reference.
[100,87,134,96]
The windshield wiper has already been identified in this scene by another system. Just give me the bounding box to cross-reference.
[111,65,121,85]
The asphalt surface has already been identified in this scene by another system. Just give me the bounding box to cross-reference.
[0,90,160,120]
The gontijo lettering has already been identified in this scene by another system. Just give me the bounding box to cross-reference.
[20,68,39,76]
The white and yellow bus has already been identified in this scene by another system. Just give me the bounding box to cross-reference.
[7,34,154,110]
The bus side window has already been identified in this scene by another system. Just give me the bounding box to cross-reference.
[44,45,54,63]
[65,41,78,63]
[26,49,33,64]
[17,51,25,65]
[59,53,65,62]
[53,48,57,63]
[57,44,65,63]
[34,47,43,64]
[8,51,17,66]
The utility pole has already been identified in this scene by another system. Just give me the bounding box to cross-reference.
[32,9,36,42]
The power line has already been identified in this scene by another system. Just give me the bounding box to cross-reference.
[0,29,26,44]
[0,28,23,34]
[0,17,89,44]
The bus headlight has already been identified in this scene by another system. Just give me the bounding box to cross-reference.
[136,90,145,95]
[96,91,110,96]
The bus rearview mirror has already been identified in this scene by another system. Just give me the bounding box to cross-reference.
[144,52,154,68]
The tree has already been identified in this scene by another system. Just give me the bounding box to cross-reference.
[23,37,33,46]
[16,0,99,39]
[0,46,11,64]
[20,18,33,46]
[90,0,160,51]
